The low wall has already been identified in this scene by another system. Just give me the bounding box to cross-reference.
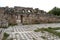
[22,15,60,24]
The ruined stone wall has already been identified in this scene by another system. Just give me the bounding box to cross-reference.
[14,6,60,24]
[22,14,60,24]
[0,7,8,27]
[8,14,17,25]
[0,6,60,25]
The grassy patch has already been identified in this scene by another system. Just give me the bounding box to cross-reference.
[34,27,60,37]
[2,33,9,40]
[9,38,13,40]
[41,36,47,39]
[43,28,60,37]
[48,27,60,30]
[0,26,8,28]
[8,23,17,26]
[33,38,36,40]
[34,28,45,33]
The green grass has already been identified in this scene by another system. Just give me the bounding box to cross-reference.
[34,27,60,37]
[8,23,17,26]
[0,27,8,28]
[33,38,36,40]
[9,38,13,40]
[41,36,47,39]
[48,27,60,30]
[43,28,60,37]
[2,33,9,40]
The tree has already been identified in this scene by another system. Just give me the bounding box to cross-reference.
[48,7,60,16]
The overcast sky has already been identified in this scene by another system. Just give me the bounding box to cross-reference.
[0,0,60,12]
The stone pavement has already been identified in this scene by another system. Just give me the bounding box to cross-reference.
[4,23,60,40]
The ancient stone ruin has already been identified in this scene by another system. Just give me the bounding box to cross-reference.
[0,6,60,27]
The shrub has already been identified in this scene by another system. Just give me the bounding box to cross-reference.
[2,33,9,40]
[8,23,17,26]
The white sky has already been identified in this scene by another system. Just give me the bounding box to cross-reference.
[0,0,60,12]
